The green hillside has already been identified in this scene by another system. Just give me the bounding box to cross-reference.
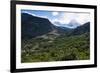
[21,32,90,63]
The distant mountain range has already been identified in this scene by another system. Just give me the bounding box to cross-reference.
[21,13,90,39]
[54,20,80,29]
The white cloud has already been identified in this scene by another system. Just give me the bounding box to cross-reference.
[52,12,59,16]
[76,13,90,25]
[59,12,90,25]
[52,12,90,25]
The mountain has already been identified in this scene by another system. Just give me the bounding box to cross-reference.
[68,22,90,35]
[21,13,54,39]
[54,26,72,34]
[21,13,73,39]
[21,12,90,40]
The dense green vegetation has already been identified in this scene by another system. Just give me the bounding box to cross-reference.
[21,32,90,63]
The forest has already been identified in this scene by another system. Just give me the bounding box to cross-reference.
[21,32,90,63]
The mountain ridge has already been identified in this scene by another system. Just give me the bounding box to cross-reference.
[21,13,54,39]
[21,13,90,39]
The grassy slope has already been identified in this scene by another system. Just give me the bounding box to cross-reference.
[21,33,90,63]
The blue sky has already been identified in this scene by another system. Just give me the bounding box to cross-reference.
[21,10,90,27]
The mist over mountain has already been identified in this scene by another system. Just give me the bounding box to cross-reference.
[67,20,80,28]
[53,20,80,29]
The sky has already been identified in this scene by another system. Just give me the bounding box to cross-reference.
[21,10,90,28]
